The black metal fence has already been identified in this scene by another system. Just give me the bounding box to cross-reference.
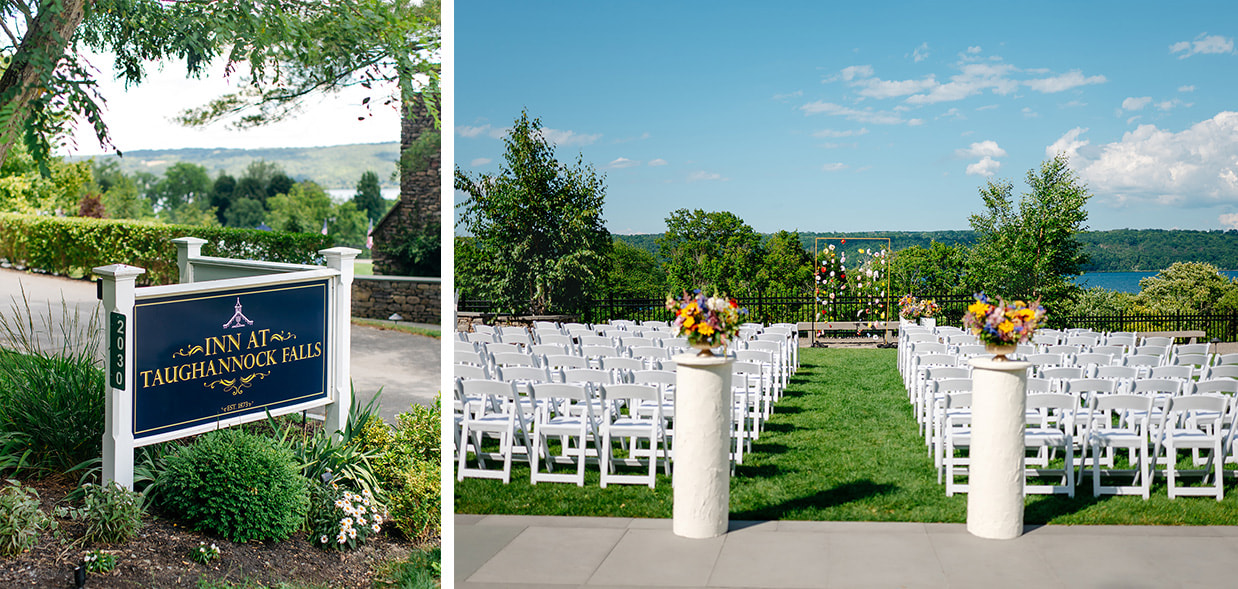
[459,292,1238,341]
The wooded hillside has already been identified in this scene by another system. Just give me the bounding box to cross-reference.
[615,228,1238,272]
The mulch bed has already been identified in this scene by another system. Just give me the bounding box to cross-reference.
[1,476,429,589]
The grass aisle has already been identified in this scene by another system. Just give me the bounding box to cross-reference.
[457,348,1238,525]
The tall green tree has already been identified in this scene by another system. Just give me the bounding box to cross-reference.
[889,241,968,296]
[756,230,814,295]
[353,170,386,222]
[658,209,763,295]
[965,153,1090,303]
[267,182,334,234]
[605,239,666,299]
[455,110,610,315]
[154,162,215,225]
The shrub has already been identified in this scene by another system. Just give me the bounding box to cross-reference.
[159,429,309,543]
[0,480,48,556]
[368,400,441,541]
[373,546,441,589]
[82,481,144,544]
[0,293,105,473]
[0,213,333,285]
[82,549,118,573]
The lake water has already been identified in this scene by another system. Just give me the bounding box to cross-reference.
[1075,270,1238,293]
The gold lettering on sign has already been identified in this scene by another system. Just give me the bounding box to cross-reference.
[140,327,321,392]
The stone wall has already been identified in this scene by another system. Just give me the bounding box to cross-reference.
[352,275,440,324]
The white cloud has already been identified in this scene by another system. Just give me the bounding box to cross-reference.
[687,170,727,182]
[938,108,965,120]
[1179,85,1196,93]
[469,158,491,167]
[457,124,507,139]
[967,46,982,54]
[1170,33,1235,58]
[1046,127,1090,161]
[773,90,804,101]
[609,157,639,168]
[1022,107,1039,118]
[800,101,907,125]
[911,42,930,63]
[907,118,925,126]
[822,162,848,172]
[1122,96,1152,111]
[648,158,668,166]
[835,65,874,81]
[956,140,1007,159]
[1024,70,1106,93]
[1220,213,1238,229]
[1156,99,1189,111]
[905,62,1019,105]
[812,128,869,138]
[853,75,938,99]
[1070,112,1238,206]
[538,128,601,146]
[966,156,1001,176]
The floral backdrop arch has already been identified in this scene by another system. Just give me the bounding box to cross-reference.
[813,237,892,338]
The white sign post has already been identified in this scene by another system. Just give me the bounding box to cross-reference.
[96,264,146,489]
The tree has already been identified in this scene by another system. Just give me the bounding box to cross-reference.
[455,110,611,315]
[4,1,394,168]
[889,241,968,296]
[0,143,93,214]
[756,230,814,295]
[658,209,763,295]
[353,170,386,222]
[965,153,1090,303]
[154,162,215,225]
[1136,262,1238,314]
[224,197,265,229]
[101,174,154,220]
[209,173,237,225]
[605,239,665,299]
[267,182,333,234]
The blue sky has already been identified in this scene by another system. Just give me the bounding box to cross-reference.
[454,1,1238,235]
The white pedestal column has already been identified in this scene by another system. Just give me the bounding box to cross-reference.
[673,353,733,539]
[966,358,1029,540]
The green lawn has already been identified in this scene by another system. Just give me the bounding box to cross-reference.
[457,347,1238,525]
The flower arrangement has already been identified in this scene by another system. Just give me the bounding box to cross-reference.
[962,293,1046,347]
[666,290,745,353]
[898,295,939,320]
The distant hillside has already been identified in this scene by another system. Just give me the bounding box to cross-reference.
[615,229,1238,272]
[69,143,400,190]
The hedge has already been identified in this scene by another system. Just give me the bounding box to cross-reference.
[0,213,335,286]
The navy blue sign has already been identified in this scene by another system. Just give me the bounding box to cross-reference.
[133,280,330,439]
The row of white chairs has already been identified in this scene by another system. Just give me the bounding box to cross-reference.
[900,326,1238,499]
[453,322,800,486]
[932,377,1238,500]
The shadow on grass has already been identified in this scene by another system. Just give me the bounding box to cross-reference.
[1023,493,1108,524]
[773,405,803,415]
[734,463,784,478]
[731,479,896,520]
[761,422,795,434]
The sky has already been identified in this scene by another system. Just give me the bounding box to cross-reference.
[454,1,1238,235]
[60,52,401,156]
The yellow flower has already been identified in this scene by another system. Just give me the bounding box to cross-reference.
[683,316,695,328]
[967,302,991,316]
[698,323,715,336]
[998,321,1014,334]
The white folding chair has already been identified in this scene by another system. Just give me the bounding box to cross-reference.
[456,379,537,483]
[1024,392,1078,497]
[1080,393,1155,499]
[1153,394,1228,500]
[599,384,669,488]
[529,382,603,487]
